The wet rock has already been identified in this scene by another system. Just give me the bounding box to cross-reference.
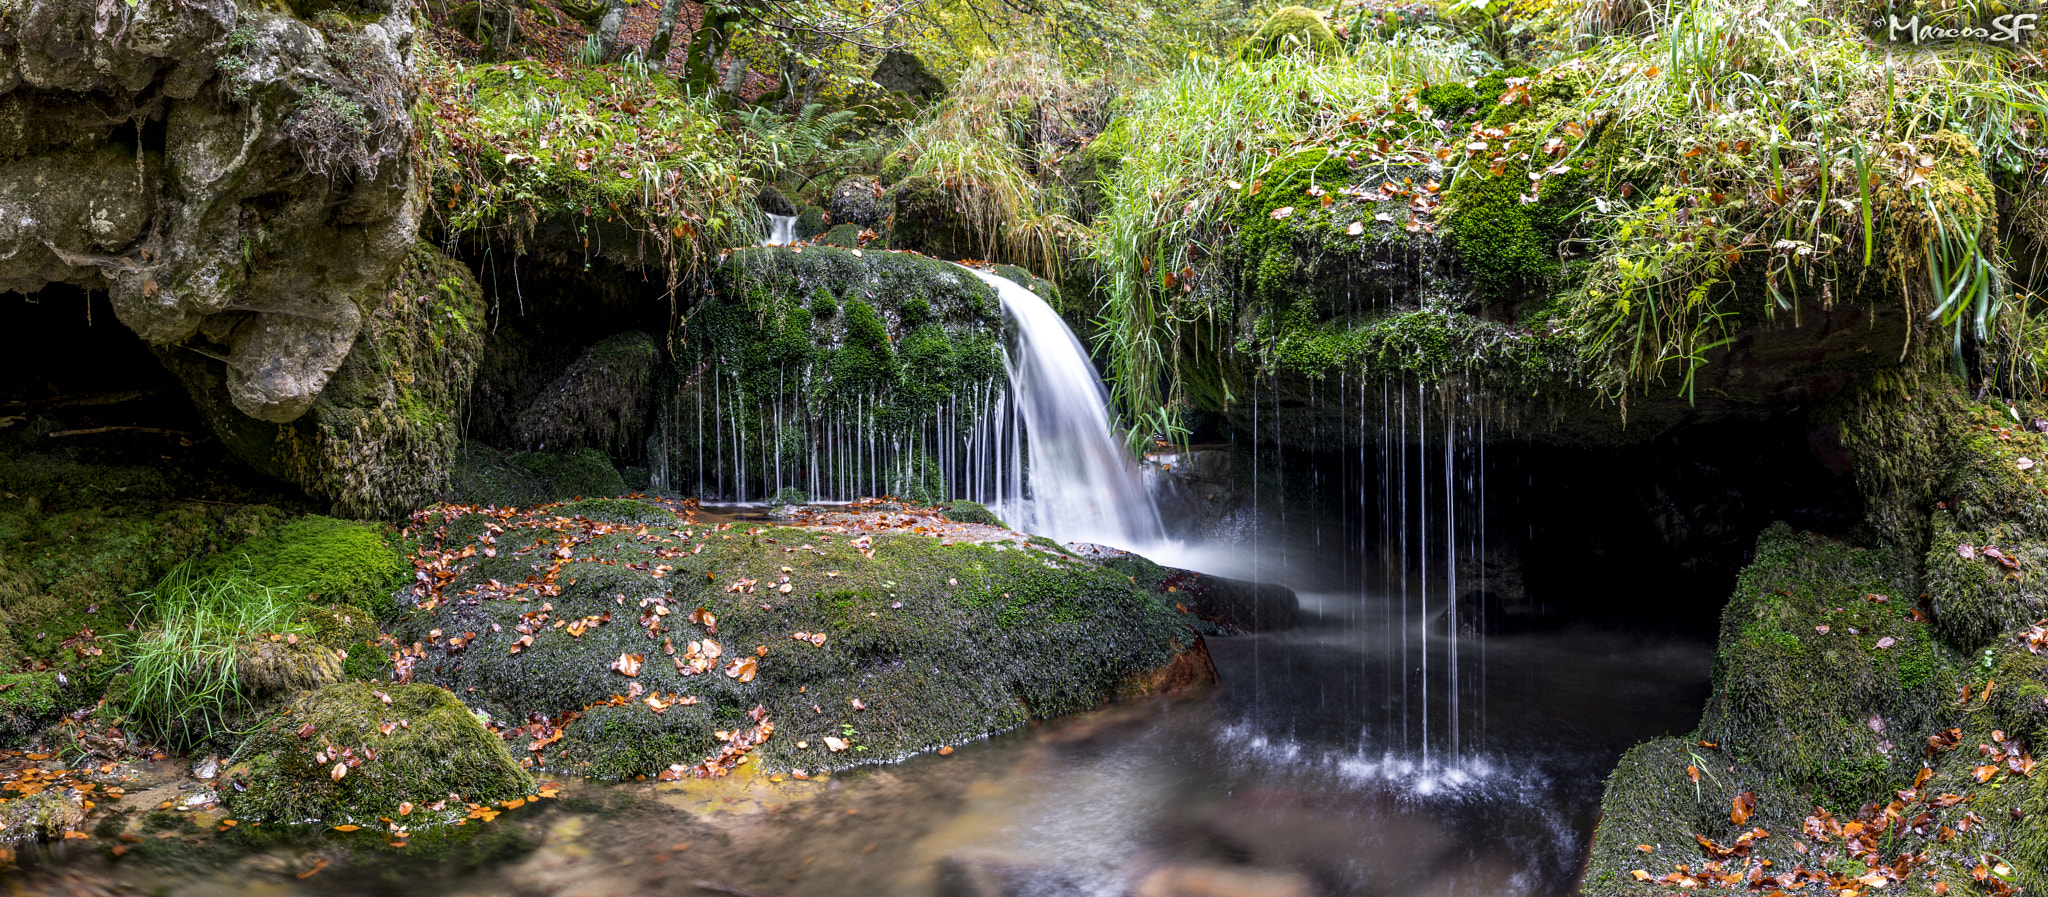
[1132,863,1313,897]
[1075,545,1299,632]
[226,682,533,825]
[827,175,885,229]
[935,849,1088,897]
[0,790,86,841]
[447,443,629,506]
[756,186,798,217]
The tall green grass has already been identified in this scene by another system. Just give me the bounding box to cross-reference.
[1087,36,1495,443]
[119,558,309,750]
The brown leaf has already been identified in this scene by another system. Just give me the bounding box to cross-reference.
[1731,791,1757,826]
[612,653,644,677]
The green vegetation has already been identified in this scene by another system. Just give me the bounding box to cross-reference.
[227,683,534,826]
[1242,6,1342,60]
[117,558,313,750]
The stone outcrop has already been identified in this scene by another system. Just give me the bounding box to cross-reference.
[1,0,422,424]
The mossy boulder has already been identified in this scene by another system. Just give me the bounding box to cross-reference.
[512,331,661,458]
[216,515,410,611]
[387,505,1204,780]
[448,444,629,507]
[0,672,62,743]
[1242,7,1341,60]
[1697,523,1963,809]
[796,205,829,240]
[827,175,885,229]
[662,247,1006,500]
[227,683,534,826]
[885,175,983,260]
[0,790,87,842]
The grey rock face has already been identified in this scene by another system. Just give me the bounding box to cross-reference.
[0,0,420,424]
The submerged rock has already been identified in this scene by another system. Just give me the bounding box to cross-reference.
[227,682,534,826]
[388,499,1211,780]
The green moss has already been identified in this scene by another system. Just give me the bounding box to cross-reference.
[221,516,409,611]
[820,223,864,247]
[227,682,534,826]
[1698,523,1964,810]
[387,508,1194,780]
[513,331,660,457]
[1242,6,1340,60]
[0,672,61,743]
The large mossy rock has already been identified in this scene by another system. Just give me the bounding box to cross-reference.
[1582,385,2048,896]
[162,243,488,517]
[1696,524,1963,807]
[215,515,410,610]
[227,682,534,826]
[1241,6,1341,60]
[1,0,423,425]
[660,247,1006,499]
[388,501,1204,780]
[512,331,661,457]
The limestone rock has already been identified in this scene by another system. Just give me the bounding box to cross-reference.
[0,0,422,425]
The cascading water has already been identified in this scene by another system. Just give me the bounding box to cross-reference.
[652,255,1173,556]
[963,267,1170,552]
[760,214,799,246]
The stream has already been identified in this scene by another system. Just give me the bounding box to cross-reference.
[4,569,1711,897]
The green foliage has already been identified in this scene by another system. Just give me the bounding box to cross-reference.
[733,102,868,191]
[117,558,312,751]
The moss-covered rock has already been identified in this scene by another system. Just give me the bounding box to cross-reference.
[227,682,534,826]
[448,444,629,507]
[512,331,661,458]
[0,672,62,744]
[388,504,1202,780]
[937,500,1007,528]
[660,247,1006,500]
[1697,523,1964,809]
[1241,6,1341,59]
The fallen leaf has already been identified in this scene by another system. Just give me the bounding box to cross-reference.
[824,737,848,752]
[612,653,644,677]
[331,763,348,782]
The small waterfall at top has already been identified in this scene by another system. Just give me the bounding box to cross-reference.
[761,214,799,246]
[963,267,1169,552]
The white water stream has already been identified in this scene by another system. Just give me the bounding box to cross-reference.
[964,267,1174,554]
[761,214,799,246]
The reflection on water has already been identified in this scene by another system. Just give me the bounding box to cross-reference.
[2,587,1709,897]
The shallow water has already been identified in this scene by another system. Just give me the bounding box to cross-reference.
[3,584,1710,897]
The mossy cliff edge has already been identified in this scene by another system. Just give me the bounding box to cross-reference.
[1581,377,2048,895]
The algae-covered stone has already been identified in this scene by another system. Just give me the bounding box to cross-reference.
[228,683,533,826]
[828,175,885,228]
[448,444,629,506]
[1242,7,1341,60]
[0,790,87,842]
[512,331,660,457]
[1697,523,1963,809]
[389,505,1201,780]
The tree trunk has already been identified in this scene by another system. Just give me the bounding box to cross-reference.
[719,53,748,96]
[596,0,629,59]
[646,0,690,75]
[680,2,737,91]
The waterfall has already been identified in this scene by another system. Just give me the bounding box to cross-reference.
[652,255,1172,556]
[964,267,1170,553]
[761,214,799,246]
